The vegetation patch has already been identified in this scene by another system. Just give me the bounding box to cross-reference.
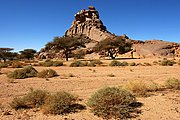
[10,89,49,110]
[70,61,85,67]
[7,66,38,79]
[164,78,180,90]
[109,60,128,66]
[52,61,63,66]
[87,60,102,67]
[42,91,83,115]
[87,87,137,119]
[159,59,176,66]
[37,69,58,78]
[125,80,149,97]
[0,62,8,68]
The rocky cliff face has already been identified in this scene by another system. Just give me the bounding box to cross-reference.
[65,6,114,47]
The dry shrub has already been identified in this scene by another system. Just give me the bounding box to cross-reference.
[164,78,180,90]
[147,81,161,92]
[37,69,58,78]
[7,66,38,79]
[88,59,103,67]
[109,60,128,66]
[52,61,63,66]
[109,60,121,66]
[42,91,79,115]
[159,60,176,66]
[11,89,84,115]
[40,60,53,67]
[87,87,137,119]
[0,62,8,68]
[125,80,148,97]
[10,89,49,110]
[70,61,85,67]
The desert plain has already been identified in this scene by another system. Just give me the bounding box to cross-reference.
[0,58,180,120]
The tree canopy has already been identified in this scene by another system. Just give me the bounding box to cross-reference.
[45,36,86,61]
[0,48,17,61]
[19,49,37,60]
[94,36,132,59]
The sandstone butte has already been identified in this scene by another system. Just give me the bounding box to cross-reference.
[38,6,180,59]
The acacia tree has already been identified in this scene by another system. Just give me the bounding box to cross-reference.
[45,36,86,61]
[0,48,16,62]
[19,49,37,60]
[94,36,132,59]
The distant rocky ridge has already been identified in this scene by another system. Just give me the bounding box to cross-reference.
[38,6,180,59]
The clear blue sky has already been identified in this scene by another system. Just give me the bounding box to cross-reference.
[0,0,180,52]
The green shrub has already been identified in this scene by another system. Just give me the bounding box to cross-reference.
[7,66,38,79]
[109,60,121,66]
[125,80,148,97]
[10,89,49,110]
[42,91,78,115]
[159,60,176,66]
[87,87,136,119]
[37,69,58,78]
[164,78,180,90]
[70,61,85,67]
[52,61,63,66]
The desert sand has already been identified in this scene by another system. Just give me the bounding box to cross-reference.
[0,58,180,120]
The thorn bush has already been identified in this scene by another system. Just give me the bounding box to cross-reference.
[87,87,137,119]
[42,91,80,115]
[10,89,49,110]
[7,66,38,79]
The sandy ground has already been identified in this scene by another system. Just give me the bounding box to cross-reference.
[0,58,180,120]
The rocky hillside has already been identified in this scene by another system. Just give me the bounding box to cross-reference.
[38,6,180,59]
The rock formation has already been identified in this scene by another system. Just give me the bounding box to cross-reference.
[37,6,180,59]
[131,40,180,58]
[65,6,114,48]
